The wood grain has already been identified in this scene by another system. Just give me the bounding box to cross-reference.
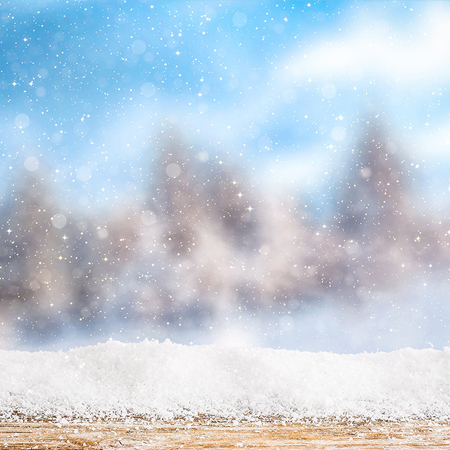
[1,420,450,449]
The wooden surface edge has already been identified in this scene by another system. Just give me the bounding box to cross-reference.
[2,419,450,449]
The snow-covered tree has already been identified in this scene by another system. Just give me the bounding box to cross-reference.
[0,169,72,337]
[334,119,449,293]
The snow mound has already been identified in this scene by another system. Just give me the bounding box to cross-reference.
[1,340,450,421]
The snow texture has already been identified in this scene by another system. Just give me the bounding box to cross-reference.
[1,340,450,421]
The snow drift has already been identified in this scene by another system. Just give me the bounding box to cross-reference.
[1,340,450,421]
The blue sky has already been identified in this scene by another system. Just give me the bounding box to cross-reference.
[1,0,450,214]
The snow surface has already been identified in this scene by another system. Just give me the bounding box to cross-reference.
[1,340,450,421]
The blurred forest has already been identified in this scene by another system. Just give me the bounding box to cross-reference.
[1,119,449,343]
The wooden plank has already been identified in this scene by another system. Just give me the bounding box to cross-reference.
[1,420,450,449]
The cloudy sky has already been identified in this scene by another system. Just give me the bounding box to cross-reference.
[1,0,450,213]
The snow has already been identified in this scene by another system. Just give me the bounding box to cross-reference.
[1,340,450,422]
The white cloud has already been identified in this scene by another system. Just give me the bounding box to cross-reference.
[283,9,450,84]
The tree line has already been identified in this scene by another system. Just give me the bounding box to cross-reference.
[1,120,449,340]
